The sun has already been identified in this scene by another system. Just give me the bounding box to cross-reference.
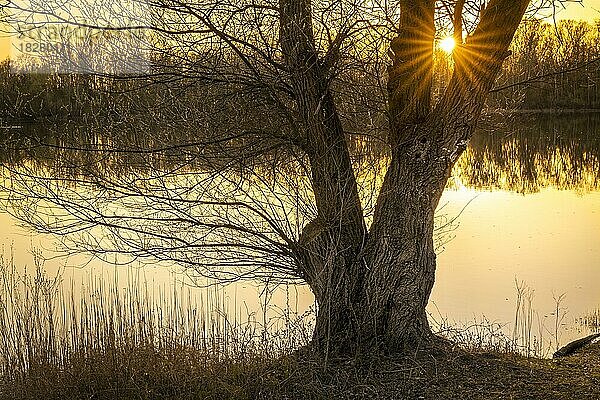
[440,36,456,54]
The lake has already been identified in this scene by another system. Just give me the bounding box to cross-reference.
[1,112,599,355]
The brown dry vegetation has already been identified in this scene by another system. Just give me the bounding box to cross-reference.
[1,342,599,399]
[0,254,598,400]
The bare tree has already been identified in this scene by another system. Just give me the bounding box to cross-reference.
[0,0,570,354]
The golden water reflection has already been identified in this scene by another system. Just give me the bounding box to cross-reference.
[450,114,600,193]
[2,113,600,193]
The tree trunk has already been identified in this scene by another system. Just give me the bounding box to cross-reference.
[306,121,452,354]
[279,0,530,355]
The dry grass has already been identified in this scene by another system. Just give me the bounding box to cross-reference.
[3,338,599,400]
[1,250,599,399]
[0,249,311,399]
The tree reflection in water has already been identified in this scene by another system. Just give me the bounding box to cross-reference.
[2,113,599,193]
[452,113,600,193]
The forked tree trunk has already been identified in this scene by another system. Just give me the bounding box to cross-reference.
[280,0,530,355]
[304,122,452,354]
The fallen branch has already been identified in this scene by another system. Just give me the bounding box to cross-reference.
[553,333,600,358]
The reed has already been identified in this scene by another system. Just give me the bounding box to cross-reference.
[1,247,580,399]
[0,248,313,398]
[428,280,570,359]
[428,310,517,354]
[578,309,599,333]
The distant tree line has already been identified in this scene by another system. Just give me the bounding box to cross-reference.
[0,61,162,122]
[2,18,600,126]
[488,18,600,109]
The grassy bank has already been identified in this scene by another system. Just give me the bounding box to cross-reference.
[2,338,599,399]
[0,252,598,399]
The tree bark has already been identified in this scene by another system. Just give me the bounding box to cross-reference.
[279,0,530,355]
[387,0,435,147]
[279,0,368,353]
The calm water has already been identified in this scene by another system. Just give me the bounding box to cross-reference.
[1,113,599,351]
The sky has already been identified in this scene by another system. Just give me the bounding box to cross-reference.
[548,0,600,20]
[1,1,600,61]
